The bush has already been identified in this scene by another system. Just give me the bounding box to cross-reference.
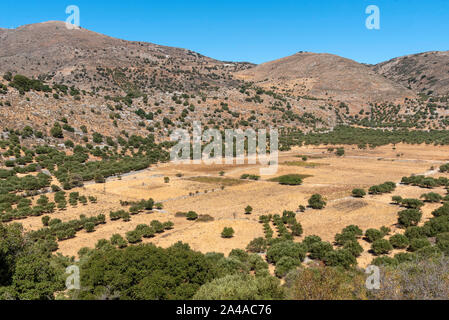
[275,256,301,278]
[371,256,398,267]
[343,240,363,257]
[79,242,218,300]
[389,234,409,249]
[126,230,142,243]
[336,148,345,156]
[266,241,306,264]
[352,188,366,198]
[244,205,253,215]
[371,256,449,299]
[302,235,322,251]
[323,249,356,269]
[415,246,441,260]
[192,274,284,300]
[163,221,174,230]
[380,226,391,236]
[246,237,267,253]
[186,211,198,220]
[400,198,424,209]
[84,222,95,233]
[284,266,367,300]
[41,216,50,226]
[248,254,269,274]
[404,226,425,240]
[221,227,234,238]
[409,238,431,252]
[392,195,403,204]
[289,222,303,237]
[435,233,449,256]
[398,209,422,228]
[150,220,164,233]
[369,181,396,194]
[394,252,416,264]
[342,225,363,237]
[110,234,127,248]
[334,232,357,246]
[137,225,155,238]
[308,194,326,209]
[431,204,449,217]
[422,216,449,236]
[364,229,384,243]
[277,174,303,185]
[309,241,333,260]
[228,249,249,263]
[371,239,393,255]
[421,192,443,203]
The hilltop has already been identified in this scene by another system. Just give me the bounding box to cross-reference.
[235,52,416,107]
[373,51,449,96]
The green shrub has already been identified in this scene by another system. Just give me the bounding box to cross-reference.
[392,195,403,204]
[364,229,384,243]
[309,241,333,260]
[371,256,398,267]
[221,227,234,238]
[352,188,366,198]
[420,192,443,203]
[126,230,142,243]
[323,249,356,269]
[302,235,322,251]
[400,198,424,209]
[409,238,431,252]
[308,194,326,209]
[334,232,357,246]
[389,234,409,249]
[343,240,363,257]
[41,216,50,226]
[110,234,127,248]
[415,246,441,259]
[246,237,267,253]
[394,252,416,264]
[192,274,284,300]
[404,226,425,240]
[371,239,393,255]
[342,225,363,237]
[398,209,422,228]
[266,241,306,264]
[275,256,301,278]
[277,174,303,185]
[186,211,198,220]
[84,222,95,233]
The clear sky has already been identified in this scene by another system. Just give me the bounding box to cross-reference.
[1,0,448,64]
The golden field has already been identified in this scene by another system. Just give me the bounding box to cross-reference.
[16,143,449,267]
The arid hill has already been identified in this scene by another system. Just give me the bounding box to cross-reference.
[0,21,446,143]
[373,51,449,96]
[0,21,252,95]
[235,52,416,106]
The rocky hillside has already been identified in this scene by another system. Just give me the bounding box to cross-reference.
[0,21,253,95]
[235,52,416,107]
[1,21,446,145]
[373,51,449,96]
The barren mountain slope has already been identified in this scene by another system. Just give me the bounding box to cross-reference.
[373,51,449,96]
[0,21,344,139]
[235,52,416,106]
[0,21,252,94]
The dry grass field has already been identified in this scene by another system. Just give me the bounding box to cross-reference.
[16,143,449,267]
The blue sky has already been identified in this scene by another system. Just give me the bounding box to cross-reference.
[1,0,448,64]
